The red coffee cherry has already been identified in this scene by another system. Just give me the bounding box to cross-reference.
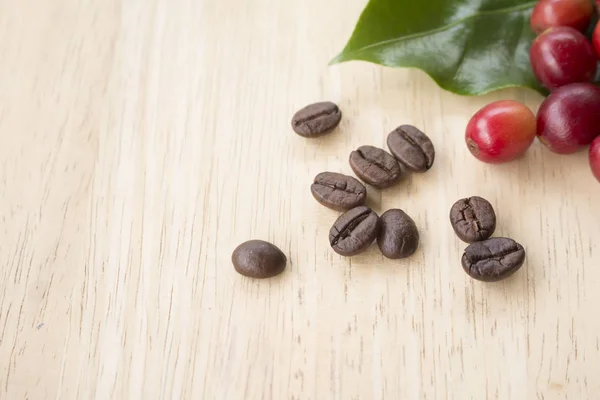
[537,83,600,154]
[530,27,597,90]
[466,100,536,164]
[530,0,594,34]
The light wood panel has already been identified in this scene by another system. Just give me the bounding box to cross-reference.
[0,0,599,398]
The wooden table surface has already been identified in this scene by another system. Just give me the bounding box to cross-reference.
[1,0,599,399]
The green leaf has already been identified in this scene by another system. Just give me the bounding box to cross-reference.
[331,0,547,96]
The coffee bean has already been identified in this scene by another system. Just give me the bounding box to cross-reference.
[349,146,401,188]
[449,196,496,243]
[461,237,525,282]
[291,101,342,137]
[387,125,435,172]
[329,206,380,256]
[311,172,367,211]
[232,240,287,279]
[377,209,419,259]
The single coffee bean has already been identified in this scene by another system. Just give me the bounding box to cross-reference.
[387,125,435,172]
[449,196,496,243]
[349,146,401,188]
[329,206,380,256]
[461,237,526,282]
[291,101,342,137]
[377,209,419,259]
[311,172,367,211]
[232,240,287,279]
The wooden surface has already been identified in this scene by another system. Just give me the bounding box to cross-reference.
[1,0,599,399]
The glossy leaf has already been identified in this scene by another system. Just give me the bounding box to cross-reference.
[331,0,547,96]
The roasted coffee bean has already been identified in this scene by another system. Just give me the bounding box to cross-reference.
[232,240,287,279]
[329,206,380,256]
[461,237,526,282]
[387,125,435,172]
[291,101,342,137]
[377,209,419,259]
[349,146,401,188]
[311,172,367,211]
[449,196,496,243]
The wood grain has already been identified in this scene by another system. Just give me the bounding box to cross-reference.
[0,0,599,398]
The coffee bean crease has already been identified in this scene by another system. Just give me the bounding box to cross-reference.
[349,146,401,188]
[356,148,395,175]
[387,125,435,172]
[329,207,380,257]
[461,238,525,282]
[450,196,496,243]
[330,209,371,246]
[311,172,366,211]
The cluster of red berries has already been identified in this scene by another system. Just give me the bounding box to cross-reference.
[465,0,600,182]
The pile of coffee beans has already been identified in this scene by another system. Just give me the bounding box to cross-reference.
[231,101,526,283]
[450,196,526,282]
[298,102,434,261]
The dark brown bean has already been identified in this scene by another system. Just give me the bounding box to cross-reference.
[232,240,287,279]
[329,206,380,256]
[461,237,525,282]
[349,146,401,188]
[291,101,342,137]
[449,197,496,243]
[311,172,367,211]
[377,209,419,259]
[387,125,435,172]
